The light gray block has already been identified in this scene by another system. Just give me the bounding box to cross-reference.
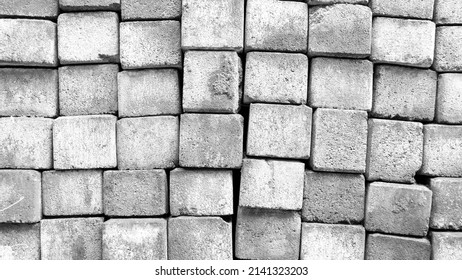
[432,232,462,260]
[0,224,40,260]
[0,0,58,19]
[121,0,180,20]
[366,234,431,260]
[434,26,462,72]
[434,0,462,25]
[436,74,462,124]
[370,0,434,20]
[59,0,120,11]
[430,178,462,230]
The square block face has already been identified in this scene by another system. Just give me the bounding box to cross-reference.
[42,170,103,216]
[437,74,462,124]
[41,218,103,260]
[0,68,58,117]
[301,223,365,260]
[247,104,312,159]
[58,12,119,64]
[0,224,40,260]
[168,217,232,260]
[120,21,181,69]
[117,116,179,169]
[59,64,118,116]
[0,117,53,169]
[103,219,167,260]
[435,0,462,25]
[371,17,435,68]
[311,109,368,173]
[53,115,117,169]
[170,168,233,216]
[308,0,368,4]
[0,0,58,19]
[180,114,243,168]
[244,52,308,104]
[60,0,120,11]
[118,69,181,117]
[430,178,462,230]
[365,182,432,237]
[103,170,168,217]
[432,232,462,260]
[122,0,180,20]
[309,58,373,111]
[366,119,423,183]
[303,171,365,224]
[434,27,462,72]
[366,234,431,260]
[373,65,437,122]
[371,0,434,20]
[308,4,371,58]
[235,208,301,260]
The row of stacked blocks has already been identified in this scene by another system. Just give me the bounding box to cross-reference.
[1,0,462,259]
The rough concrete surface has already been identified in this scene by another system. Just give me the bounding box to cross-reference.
[366,233,431,260]
[0,223,40,260]
[430,178,462,230]
[436,74,462,124]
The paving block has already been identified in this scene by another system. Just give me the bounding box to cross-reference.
[183,51,242,113]
[303,171,364,224]
[310,108,368,173]
[42,170,103,216]
[235,208,301,260]
[366,233,431,260]
[0,19,57,67]
[371,17,435,68]
[170,168,233,216]
[308,0,368,4]
[41,218,103,260]
[0,68,58,117]
[247,104,312,160]
[122,0,180,20]
[244,52,308,104]
[434,26,462,72]
[432,232,462,260]
[365,182,432,237]
[118,69,181,117]
[436,74,462,124]
[430,178,462,230]
[179,114,243,168]
[168,217,232,260]
[309,58,373,111]
[103,219,167,260]
[60,0,120,11]
[434,0,462,25]
[58,12,119,64]
[59,64,118,116]
[103,170,167,217]
[370,0,434,20]
[117,117,179,169]
[366,119,423,183]
[0,0,58,18]
[372,65,437,122]
[0,224,40,260]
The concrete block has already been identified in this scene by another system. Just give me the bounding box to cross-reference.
[59,64,118,116]
[103,170,167,216]
[371,0,434,20]
[434,0,462,25]
[247,104,312,159]
[366,233,431,260]
[432,232,462,260]
[308,0,368,4]
[434,26,462,72]
[183,51,242,113]
[0,19,57,67]
[372,65,437,122]
[244,52,308,104]
[366,119,423,183]
[309,58,373,111]
[430,178,462,230]
[41,218,103,260]
[117,116,179,169]
[170,168,233,216]
[103,219,167,260]
[42,170,103,216]
[301,223,365,260]
[118,69,180,117]
[58,12,119,64]
[436,74,462,124]
[235,208,301,260]
[0,68,58,117]
[310,108,368,173]
[122,0,180,20]
[0,0,58,19]
[365,182,432,237]
[371,17,435,68]
[60,0,120,11]
[0,224,40,260]
[168,217,232,260]
[303,171,365,224]
[180,114,243,168]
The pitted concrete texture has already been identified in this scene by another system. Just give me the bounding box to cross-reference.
[431,232,462,260]
[122,0,180,20]
[434,0,462,25]
[60,0,120,11]
[308,0,368,4]
[0,224,40,260]
[434,26,462,72]
[430,178,462,230]
[366,233,431,260]
[0,0,58,19]
[436,74,462,124]
[371,0,434,20]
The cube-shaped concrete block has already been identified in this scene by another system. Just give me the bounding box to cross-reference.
[103,219,167,260]
[0,224,40,260]
[168,217,233,260]
[435,0,462,25]
[58,12,119,64]
[434,27,462,72]
[180,114,243,168]
[41,218,103,260]
[0,68,58,117]
[366,119,423,183]
[183,51,242,113]
[42,170,103,216]
[0,0,58,18]
[103,170,168,217]
[432,232,462,260]
[53,115,117,169]
[309,58,373,111]
[366,234,431,260]
[308,0,368,4]
[117,117,179,169]
[122,0,180,20]
[170,168,233,216]
[118,69,181,117]
[59,64,118,116]
[371,17,435,68]
[437,74,462,124]
[371,0,434,20]
[365,182,432,237]
[430,178,462,230]
[60,0,120,11]
[236,208,301,260]
[120,21,181,69]
[247,104,312,160]
[311,109,368,173]
[303,171,365,224]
